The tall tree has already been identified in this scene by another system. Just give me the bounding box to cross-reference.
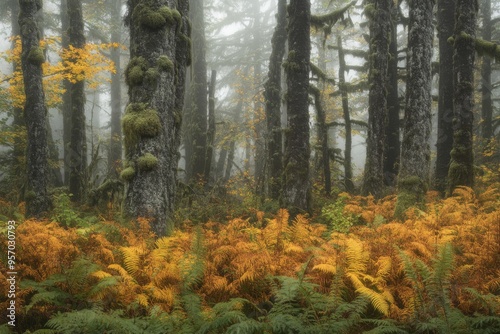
[61,0,71,185]
[264,0,287,200]
[67,0,87,202]
[282,0,311,214]
[481,0,494,143]
[447,0,478,193]
[19,0,51,216]
[395,0,435,218]
[123,0,189,236]
[361,0,391,198]
[435,0,456,193]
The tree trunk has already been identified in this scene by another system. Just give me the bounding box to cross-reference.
[384,1,400,187]
[204,70,216,183]
[108,0,123,178]
[337,36,354,193]
[123,0,189,236]
[435,0,456,193]
[481,0,493,143]
[19,0,52,217]
[447,0,478,194]
[311,85,331,195]
[282,0,312,215]
[61,0,71,185]
[395,0,435,219]
[361,0,391,198]
[67,0,87,202]
[264,0,287,200]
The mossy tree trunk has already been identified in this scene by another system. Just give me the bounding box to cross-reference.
[264,0,287,201]
[123,0,189,236]
[435,0,455,193]
[186,0,208,183]
[204,70,216,182]
[395,0,435,219]
[282,0,312,215]
[311,85,331,196]
[481,0,494,143]
[60,0,71,186]
[337,36,354,193]
[19,0,52,217]
[67,0,87,202]
[361,0,391,198]
[383,1,400,187]
[108,0,123,178]
[447,0,478,194]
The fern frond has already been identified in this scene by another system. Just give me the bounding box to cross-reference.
[120,246,142,275]
[312,263,337,275]
[356,286,390,316]
[376,256,392,279]
[88,276,118,300]
[107,264,135,282]
[345,238,368,273]
[136,293,149,307]
[91,270,112,279]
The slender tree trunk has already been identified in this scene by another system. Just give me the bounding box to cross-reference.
[435,0,456,193]
[216,147,227,180]
[225,101,242,182]
[108,0,123,178]
[311,85,331,195]
[481,0,493,143]
[384,1,400,187]
[362,0,391,198]
[447,0,478,194]
[337,36,354,193]
[264,0,287,200]
[19,0,52,217]
[204,70,216,182]
[67,0,87,202]
[395,0,435,219]
[282,0,312,215]
[123,0,189,236]
[61,0,71,185]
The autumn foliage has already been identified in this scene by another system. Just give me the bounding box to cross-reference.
[0,185,499,333]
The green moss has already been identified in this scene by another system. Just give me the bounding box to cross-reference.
[178,34,192,66]
[120,166,136,181]
[126,57,147,87]
[394,176,426,220]
[25,190,36,201]
[144,68,159,84]
[135,109,162,137]
[364,3,376,20]
[122,105,162,150]
[157,55,174,72]
[174,108,182,126]
[134,4,178,30]
[27,47,45,65]
[137,153,159,171]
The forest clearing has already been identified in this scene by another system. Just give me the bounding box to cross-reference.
[0,0,499,333]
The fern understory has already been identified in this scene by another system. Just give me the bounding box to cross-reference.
[0,185,499,333]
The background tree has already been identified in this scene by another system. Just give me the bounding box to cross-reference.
[282,0,312,214]
[19,0,52,216]
[481,0,494,144]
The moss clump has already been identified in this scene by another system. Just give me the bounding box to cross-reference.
[178,34,192,66]
[25,190,37,201]
[144,68,159,85]
[134,4,177,30]
[122,105,162,150]
[157,55,174,72]
[120,166,136,181]
[171,9,182,26]
[27,47,45,65]
[126,57,147,87]
[137,153,159,171]
[364,3,376,20]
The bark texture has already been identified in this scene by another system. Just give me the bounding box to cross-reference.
[395,0,435,219]
[435,0,455,193]
[264,0,287,200]
[61,0,71,185]
[19,0,52,217]
[123,0,189,236]
[282,0,311,215]
[68,0,87,202]
[204,69,216,182]
[361,0,391,198]
[447,0,478,194]
[481,0,493,142]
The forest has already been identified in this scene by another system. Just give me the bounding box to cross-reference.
[0,0,499,333]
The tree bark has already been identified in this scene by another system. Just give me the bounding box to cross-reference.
[67,0,87,202]
[61,0,71,185]
[282,0,312,215]
[19,0,52,217]
[361,0,391,198]
[204,70,216,183]
[447,0,478,194]
[311,85,331,195]
[264,0,287,201]
[435,0,456,193]
[123,0,189,236]
[395,0,435,219]
[481,0,493,143]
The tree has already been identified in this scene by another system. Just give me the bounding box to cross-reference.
[435,0,456,193]
[481,0,494,143]
[282,0,312,214]
[123,0,190,236]
[67,0,87,202]
[447,0,478,194]
[19,0,51,216]
[264,0,286,200]
[361,0,391,198]
[395,0,435,218]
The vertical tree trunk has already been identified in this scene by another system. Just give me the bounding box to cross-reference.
[61,0,71,185]
[67,0,87,202]
[337,36,354,193]
[19,0,52,216]
[384,1,400,187]
[481,0,493,143]
[264,0,287,200]
[204,70,216,182]
[447,0,478,194]
[123,0,189,236]
[311,85,331,195]
[395,0,435,219]
[282,0,312,215]
[108,0,123,178]
[362,0,391,198]
[435,0,456,193]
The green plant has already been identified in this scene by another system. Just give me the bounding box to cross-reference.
[320,196,358,233]
[51,193,86,228]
